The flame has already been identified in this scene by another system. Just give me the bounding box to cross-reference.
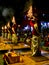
[2,27,4,29]
[5,25,7,29]
[27,5,33,18]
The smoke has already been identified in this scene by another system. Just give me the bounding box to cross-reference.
[2,8,14,17]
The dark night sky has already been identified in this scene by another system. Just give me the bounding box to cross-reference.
[0,0,49,14]
[0,0,49,16]
[0,0,26,24]
[0,0,49,15]
[33,0,49,11]
[33,0,49,21]
[0,0,26,13]
[0,0,49,24]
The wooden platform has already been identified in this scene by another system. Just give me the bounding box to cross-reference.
[0,37,30,51]
[0,43,30,51]
[4,54,49,65]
